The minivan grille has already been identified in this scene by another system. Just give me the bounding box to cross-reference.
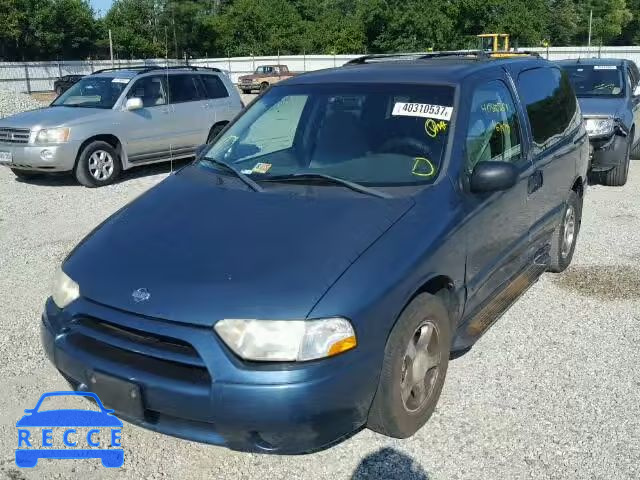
[0,127,30,144]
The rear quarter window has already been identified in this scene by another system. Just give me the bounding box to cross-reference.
[518,67,578,153]
[200,75,229,99]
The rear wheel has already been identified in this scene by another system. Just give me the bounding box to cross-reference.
[74,141,121,187]
[548,190,582,273]
[367,293,451,438]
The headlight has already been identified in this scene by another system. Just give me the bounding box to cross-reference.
[214,317,357,362]
[51,267,80,309]
[585,117,614,137]
[35,128,70,144]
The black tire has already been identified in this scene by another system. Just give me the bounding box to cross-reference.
[10,168,39,180]
[367,293,451,438]
[631,139,640,160]
[55,86,63,96]
[259,82,269,93]
[548,190,582,273]
[206,123,227,144]
[74,141,121,188]
[600,137,631,186]
[241,89,251,94]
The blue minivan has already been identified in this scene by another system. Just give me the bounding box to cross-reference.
[41,52,589,454]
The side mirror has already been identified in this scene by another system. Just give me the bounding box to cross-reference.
[470,161,518,193]
[125,97,143,111]
[195,144,208,158]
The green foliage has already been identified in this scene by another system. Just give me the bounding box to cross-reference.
[0,0,637,61]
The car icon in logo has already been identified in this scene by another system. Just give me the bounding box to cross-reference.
[131,288,150,303]
[16,391,123,468]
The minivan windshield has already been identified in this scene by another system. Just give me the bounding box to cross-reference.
[202,83,455,187]
[562,65,624,97]
[51,76,129,109]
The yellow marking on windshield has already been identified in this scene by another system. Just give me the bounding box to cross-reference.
[412,157,436,177]
[425,119,448,138]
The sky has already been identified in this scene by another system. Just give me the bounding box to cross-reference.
[90,0,113,17]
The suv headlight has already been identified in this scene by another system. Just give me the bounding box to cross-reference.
[585,117,614,137]
[51,267,80,308]
[214,317,357,362]
[35,128,70,144]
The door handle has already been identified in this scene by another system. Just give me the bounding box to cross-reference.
[160,107,170,114]
[528,170,543,194]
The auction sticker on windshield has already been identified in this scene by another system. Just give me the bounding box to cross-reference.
[392,102,453,121]
[593,66,618,70]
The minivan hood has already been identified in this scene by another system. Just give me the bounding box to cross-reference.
[64,166,414,326]
[577,97,626,118]
[0,106,106,129]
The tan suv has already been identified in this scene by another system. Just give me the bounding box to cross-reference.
[237,65,296,93]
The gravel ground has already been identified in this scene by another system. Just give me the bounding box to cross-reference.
[1,155,639,478]
[0,91,46,119]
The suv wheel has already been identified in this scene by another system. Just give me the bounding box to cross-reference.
[367,293,451,438]
[75,141,121,188]
[241,89,251,94]
[548,190,582,273]
[207,123,226,144]
[600,136,631,186]
[55,86,63,96]
[259,82,269,93]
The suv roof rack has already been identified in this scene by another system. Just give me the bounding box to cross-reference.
[344,50,540,65]
[92,65,221,75]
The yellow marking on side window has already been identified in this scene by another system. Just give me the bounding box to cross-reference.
[495,123,511,134]
[425,119,448,138]
[412,157,436,177]
[481,102,509,113]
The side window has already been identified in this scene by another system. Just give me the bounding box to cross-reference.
[518,67,576,152]
[238,95,308,159]
[167,74,201,104]
[465,80,523,172]
[127,76,167,108]
[200,75,229,99]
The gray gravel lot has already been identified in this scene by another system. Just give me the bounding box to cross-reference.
[1,156,639,479]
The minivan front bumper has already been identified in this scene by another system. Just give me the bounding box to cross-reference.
[41,297,379,454]
[0,141,80,172]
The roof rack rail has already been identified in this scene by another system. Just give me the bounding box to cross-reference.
[344,49,542,66]
[344,50,489,65]
[92,65,222,76]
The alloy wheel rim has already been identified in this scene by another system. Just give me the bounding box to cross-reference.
[400,321,441,412]
[88,150,114,181]
[561,205,576,258]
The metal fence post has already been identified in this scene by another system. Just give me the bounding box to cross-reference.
[24,64,31,94]
[58,60,62,78]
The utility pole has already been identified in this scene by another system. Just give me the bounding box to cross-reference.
[109,29,114,68]
[588,9,593,48]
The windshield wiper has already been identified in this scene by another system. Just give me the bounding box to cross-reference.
[200,157,263,192]
[262,173,391,199]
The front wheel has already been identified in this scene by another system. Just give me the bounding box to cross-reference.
[74,141,121,187]
[241,89,251,94]
[367,293,451,438]
[600,137,631,186]
[259,82,269,93]
[548,190,582,273]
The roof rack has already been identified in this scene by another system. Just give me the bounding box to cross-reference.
[344,51,489,65]
[92,65,221,75]
[344,49,541,65]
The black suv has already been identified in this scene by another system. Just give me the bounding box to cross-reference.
[557,58,640,186]
[53,74,83,96]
